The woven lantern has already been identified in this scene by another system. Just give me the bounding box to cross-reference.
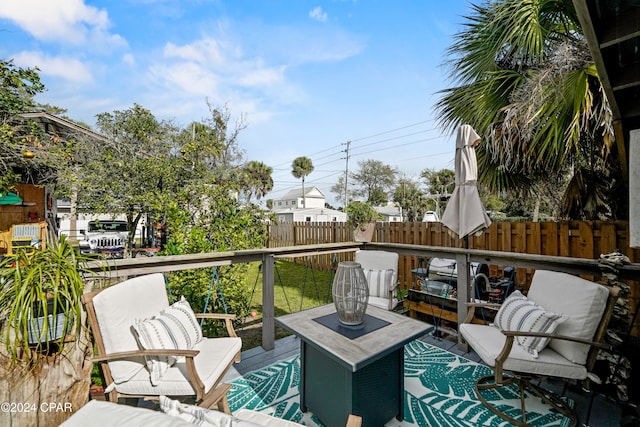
[332,261,369,326]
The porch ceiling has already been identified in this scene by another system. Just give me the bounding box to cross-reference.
[574,0,640,137]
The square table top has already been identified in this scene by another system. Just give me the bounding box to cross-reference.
[275,304,432,372]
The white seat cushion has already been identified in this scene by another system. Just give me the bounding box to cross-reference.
[526,271,608,365]
[60,400,194,427]
[114,337,242,396]
[460,323,588,380]
[93,273,170,383]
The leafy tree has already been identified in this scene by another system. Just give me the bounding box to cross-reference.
[77,103,176,255]
[350,159,397,205]
[161,184,272,331]
[435,0,622,220]
[392,177,431,221]
[291,156,314,208]
[204,102,247,182]
[421,168,455,196]
[242,161,273,202]
[0,59,44,119]
[0,59,53,192]
[330,174,357,208]
[175,121,224,182]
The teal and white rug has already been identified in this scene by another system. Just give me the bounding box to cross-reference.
[227,340,571,427]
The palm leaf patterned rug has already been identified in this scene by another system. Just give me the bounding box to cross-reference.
[227,340,571,427]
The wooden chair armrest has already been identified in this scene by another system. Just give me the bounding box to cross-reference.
[466,301,501,310]
[195,313,238,338]
[92,348,199,362]
[196,313,237,320]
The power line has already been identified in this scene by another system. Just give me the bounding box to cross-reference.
[350,119,434,143]
[350,134,445,159]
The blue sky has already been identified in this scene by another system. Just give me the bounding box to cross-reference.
[0,0,473,207]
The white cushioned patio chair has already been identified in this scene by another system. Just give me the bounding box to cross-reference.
[82,273,242,412]
[459,270,619,427]
[354,250,399,310]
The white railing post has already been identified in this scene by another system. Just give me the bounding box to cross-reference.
[262,254,275,351]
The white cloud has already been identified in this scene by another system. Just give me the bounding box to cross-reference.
[122,53,136,66]
[12,51,93,84]
[0,0,125,49]
[149,61,218,96]
[239,66,286,87]
[163,39,224,64]
[309,6,328,23]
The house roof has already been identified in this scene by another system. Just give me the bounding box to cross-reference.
[20,111,109,142]
[278,186,325,200]
[374,205,401,216]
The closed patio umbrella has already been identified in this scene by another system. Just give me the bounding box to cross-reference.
[441,124,491,239]
[441,125,492,330]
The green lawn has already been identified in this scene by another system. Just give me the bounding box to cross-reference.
[237,260,335,349]
[243,259,335,318]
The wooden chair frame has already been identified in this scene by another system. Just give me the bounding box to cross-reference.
[82,288,241,413]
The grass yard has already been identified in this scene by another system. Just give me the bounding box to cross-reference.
[236,259,336,350]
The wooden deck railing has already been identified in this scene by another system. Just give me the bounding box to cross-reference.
[270,221,640,330]
[86,241,640,350]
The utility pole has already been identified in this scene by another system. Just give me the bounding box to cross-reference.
[343,141,351,207]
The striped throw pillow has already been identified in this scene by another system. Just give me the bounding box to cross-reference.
[133,297,203,385]
[494,290,567,358]
[362,268,395,298]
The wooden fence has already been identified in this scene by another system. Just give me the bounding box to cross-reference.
[269,220,640,334]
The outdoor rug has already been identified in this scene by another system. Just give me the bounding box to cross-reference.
[227,340,571,427]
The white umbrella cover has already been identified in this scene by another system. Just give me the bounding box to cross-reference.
[441,124,492,239]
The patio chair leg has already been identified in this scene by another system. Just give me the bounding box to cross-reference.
[198,383,232,414]
[475,374,578,427]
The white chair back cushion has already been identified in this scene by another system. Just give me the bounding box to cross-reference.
[92,273,171,383]
[526,270,608,365]
[355,251,399,308]
[355,250,398,271]
[362,268,395,298]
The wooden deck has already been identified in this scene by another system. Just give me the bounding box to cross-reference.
[223,332,625,427]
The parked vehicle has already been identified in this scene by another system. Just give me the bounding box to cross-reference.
[78,220,127,258]
[422,211,440,222]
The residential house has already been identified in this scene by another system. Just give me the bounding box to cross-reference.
[272,187,346,222]
[374,203,403,222]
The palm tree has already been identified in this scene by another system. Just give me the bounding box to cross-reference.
[243,160,274,201]
[291,156,314,208]
[435,0,623,220]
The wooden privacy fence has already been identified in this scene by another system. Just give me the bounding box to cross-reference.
[269,220,640,331]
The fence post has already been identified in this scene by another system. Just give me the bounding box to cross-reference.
[262,254,275,351]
